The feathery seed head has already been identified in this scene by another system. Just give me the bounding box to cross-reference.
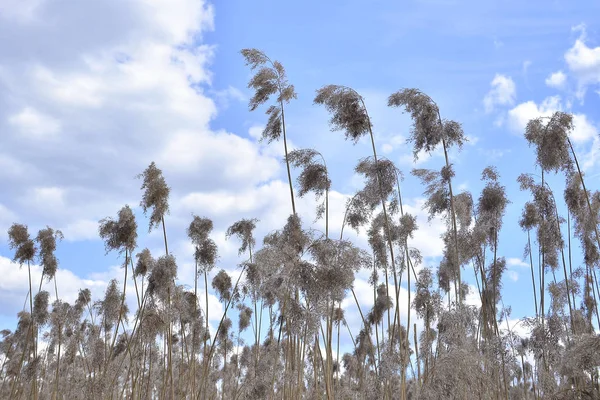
[76,288,91,310]
[355,157,397,206]
[226,218,258,256]
[135,248,155,277]
[187,215,213,245]
[147,255,177,300]
[33,291,50,326]
[314,85,371,143]
[287,149,331,220]
[238,305,253,332]
[212,269,232,302]
[188,215,218,271]
[398,214,418,243]
[524,112,573,173]
[36,226,63,281]
[98,205,138,256]
[99,279,121,331]
[241,48,296,143]
[8,223,36,265]
[388,88,466,160]
[138,162,170,232]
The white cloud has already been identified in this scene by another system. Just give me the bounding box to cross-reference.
[0,255,107,317]
[571,114,598,143]
[32,66,105,108]
[248,125,263,141]
[465,135,479,145]
[464,284,482,309]
[506,257,529,268]
[582,136,600,171]
[545,70,567,89]
[28,186,66,210]
[403,199,446,259]
[397,146,443,166]
[507,271,519,282]
[212,85,246,109]
[0,254,226,331]
[0,0,284,243]
[507,96,597,144]
[8,107,61,138]
[564,24,600,99]
[378,134,405,156]
[483,74,516,113]
[0,0,45,23]
[507,95,561,132]
[479,148,510,161]
[158,129,279,187]
[381,143,394,154]
[0,204,18,241]
[61,219,100,241]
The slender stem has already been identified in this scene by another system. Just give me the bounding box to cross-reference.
[421,94,461,304]
[27,260,37,400]
[160,215,174,400]
[280,100,296,216]
[528,231,539,317]
[201,265,247,398]
[359,96,400,366]
[104,249,129,374]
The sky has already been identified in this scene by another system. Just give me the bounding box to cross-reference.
[1,0,600,351]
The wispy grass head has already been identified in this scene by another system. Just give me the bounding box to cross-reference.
[314,85,370,143]
[212,269,232,302]
[187,215,218,271]
[287,149,331,197]
[367,283,393,325]
[518,173,564,271]
[7,223,36,265]
[187,215,213,244]
[454,192,474,229]
[356,157,397,208]
[218,317,232,342]
[36,226,63,281]
[398,213,418,243]
[135,248,155,277]
[476,166,509,245]
[226,218,258,256]
[564,171,586,214]
[98,279,122,331]
[309,238,370,302]
[519,202,539,231]
[33,291,49,326]
[368,212,390,269]
[524,111,573,173]
[413,268,441,323]
[287,148,331,219]
[98,205,138,256]
[241,49,296,108]
[485,257,507,302]
[76,288,92,312]
[238,304,253,332]
[280,214,311,254]
[388,88,465,159]
[147,255,177,300]
[413,168,450,219]
[241,48,296,143]
[137,162,170,232]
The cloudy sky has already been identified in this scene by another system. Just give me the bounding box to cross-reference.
[1,0,600,347]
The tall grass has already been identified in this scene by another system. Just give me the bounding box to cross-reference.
[1,50,599,400]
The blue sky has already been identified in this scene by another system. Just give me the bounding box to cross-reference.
[1,0,600,347]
